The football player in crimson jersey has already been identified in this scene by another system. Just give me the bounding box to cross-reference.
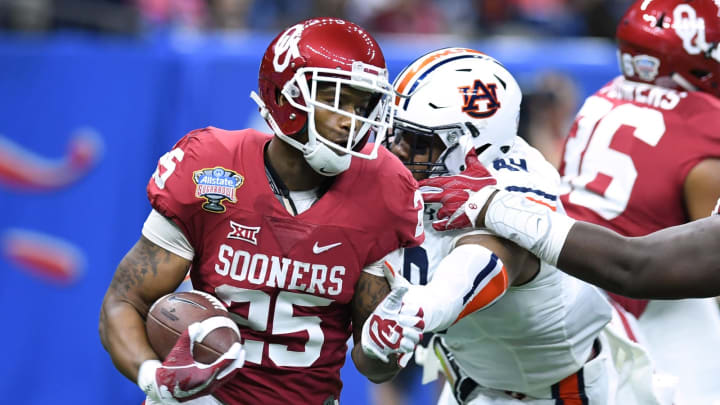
[98,18,425,405]
[384,48,666,404]
[555,0,720,402]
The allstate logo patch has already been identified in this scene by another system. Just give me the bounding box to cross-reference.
[193,167,244,213]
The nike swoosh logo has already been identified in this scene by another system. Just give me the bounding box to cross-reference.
[167,296,207,310]
[313,241,342,254]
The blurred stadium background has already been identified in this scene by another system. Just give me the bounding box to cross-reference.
[0,1,632,404]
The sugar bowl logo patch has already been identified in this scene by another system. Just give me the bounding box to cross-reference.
[193,167,244,213]
[633,54,660,81]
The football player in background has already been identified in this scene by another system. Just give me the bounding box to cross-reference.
[382,47,667,404]
[98,18,425,405]
[554,0,720,402]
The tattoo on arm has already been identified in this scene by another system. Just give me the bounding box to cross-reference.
[108,237,178,299]
[353,274,391,332]
[351,273,401,379]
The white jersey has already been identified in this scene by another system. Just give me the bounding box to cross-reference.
[409,138,613,394]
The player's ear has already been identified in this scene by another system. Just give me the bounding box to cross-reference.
[276,89,287,106]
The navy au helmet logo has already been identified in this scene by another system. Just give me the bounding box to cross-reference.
[458,80,501,118]
[193,167,244,213]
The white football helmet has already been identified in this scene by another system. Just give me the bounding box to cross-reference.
[390,48,522,175]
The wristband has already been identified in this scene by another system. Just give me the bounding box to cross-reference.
[464,187,499,228]
[137,359,162,398]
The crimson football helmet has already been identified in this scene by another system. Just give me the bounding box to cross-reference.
[251,18,395,176]
[389,48,522,175]
[616,0,720,97]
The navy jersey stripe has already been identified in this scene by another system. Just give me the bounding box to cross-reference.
[462,253,499,305]
[505,185,557,201]
[577,368,589,405]
[551,382,562,404]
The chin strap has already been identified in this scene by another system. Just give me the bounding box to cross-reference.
[303,142,351,176]
[250,91,351,176]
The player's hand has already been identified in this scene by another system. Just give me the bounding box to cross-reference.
[380,261,425,367]
[361,285,424,367]
[419,150,498,231]
[138,317,246,404]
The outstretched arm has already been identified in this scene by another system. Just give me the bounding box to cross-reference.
[480,190,720,299]
[559,217,720,299]
[420,151,720,299]
[389,234,534,333]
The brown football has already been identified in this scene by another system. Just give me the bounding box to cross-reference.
[145,290,239,364]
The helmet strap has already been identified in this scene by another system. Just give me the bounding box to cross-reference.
[252,90,351,176]
[303,142,351,176]
[671,73,698,92]
[251,90,312,154]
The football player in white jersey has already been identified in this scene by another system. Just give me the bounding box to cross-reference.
[382,48,669,405]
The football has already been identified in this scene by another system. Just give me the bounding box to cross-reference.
[145,290,240,364]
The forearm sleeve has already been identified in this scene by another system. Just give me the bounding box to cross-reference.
[403,244,508,332]
[484,190,575,266]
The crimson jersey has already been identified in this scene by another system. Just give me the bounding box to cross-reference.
[147,127,424,404]
[559,76,720,316]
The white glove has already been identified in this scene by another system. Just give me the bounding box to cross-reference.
[360,278,425,367]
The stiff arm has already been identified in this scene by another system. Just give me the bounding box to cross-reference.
[482,190,720,299]
[559,216,720,299]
